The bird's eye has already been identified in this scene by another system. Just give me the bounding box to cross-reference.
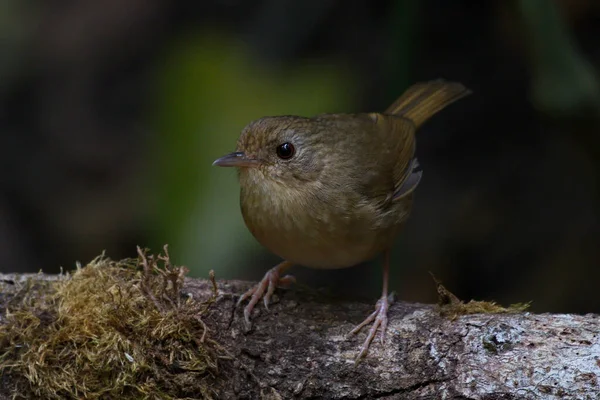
[276,142,295,159]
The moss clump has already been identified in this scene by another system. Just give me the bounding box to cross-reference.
[430,273,531,320]
[0,246,223,399]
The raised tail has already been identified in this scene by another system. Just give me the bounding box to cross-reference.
[385,79,471,128]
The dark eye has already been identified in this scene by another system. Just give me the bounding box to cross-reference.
[276,142,295,159]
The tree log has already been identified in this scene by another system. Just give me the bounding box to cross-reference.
[1,273,599,399]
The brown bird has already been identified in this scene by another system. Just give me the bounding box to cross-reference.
[213,80,470,359]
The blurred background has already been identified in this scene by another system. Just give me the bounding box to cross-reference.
[2,0,600,314]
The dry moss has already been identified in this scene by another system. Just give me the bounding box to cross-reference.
[430,273,531,320]
[0,246,224,400]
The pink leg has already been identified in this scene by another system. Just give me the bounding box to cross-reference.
[237,260,295,327]
[350,250,393,360]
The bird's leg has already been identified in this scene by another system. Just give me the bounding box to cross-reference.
[237,260,295,326]
[349,250,393,360]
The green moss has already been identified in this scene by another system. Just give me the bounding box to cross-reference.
[430,273,531,320]
[0,246,223,399]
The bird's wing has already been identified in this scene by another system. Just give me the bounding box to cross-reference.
[376,80,470,200]
[392,157,422,200]
[313,113,419,206]
[331,113,419,206]
[316,80,469,207]
[368,113,421,202]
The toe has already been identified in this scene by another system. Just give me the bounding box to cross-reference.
[351,295,391,360]
[379,316,388,345]
[237,288,253,307]
[236,266,295,326]
[243,306,252,327]
[350,309,378,335]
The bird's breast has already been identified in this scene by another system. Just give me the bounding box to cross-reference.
[239,172,411,269]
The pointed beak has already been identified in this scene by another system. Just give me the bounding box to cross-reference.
[212,152,260,168]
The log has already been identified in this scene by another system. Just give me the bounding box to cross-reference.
[1,272,599,399]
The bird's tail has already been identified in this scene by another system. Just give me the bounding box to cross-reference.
[385,80,471,128]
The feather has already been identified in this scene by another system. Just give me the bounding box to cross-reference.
[385,79,471,128]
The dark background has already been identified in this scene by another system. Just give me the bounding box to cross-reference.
[2,0,600,313]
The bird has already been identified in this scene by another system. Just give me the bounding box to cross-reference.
[212,80,471,359]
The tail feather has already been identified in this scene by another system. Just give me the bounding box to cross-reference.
[385,79,471,128]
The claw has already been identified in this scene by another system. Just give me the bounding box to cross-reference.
[264,273,278,310]
[349,250,393,361]
[380,311,388,345]
[237,261,294,327]
[350,295,390,361]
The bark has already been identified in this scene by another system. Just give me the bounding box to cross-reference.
[1,273,599,400]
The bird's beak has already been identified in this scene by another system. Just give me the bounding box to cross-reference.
[212,152,260,168]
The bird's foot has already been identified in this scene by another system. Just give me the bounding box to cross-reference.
[349,293,394,360]
[237,263,295,328]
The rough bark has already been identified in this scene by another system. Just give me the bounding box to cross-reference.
[1,273,599,399]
